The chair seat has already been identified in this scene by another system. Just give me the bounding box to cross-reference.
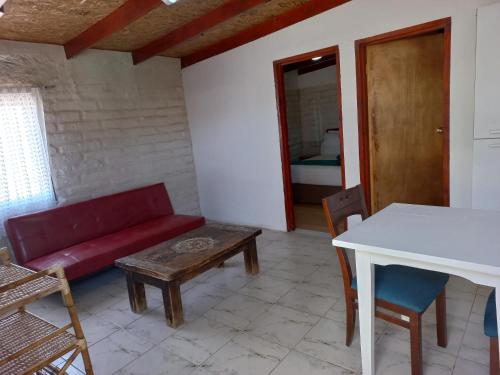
[352,265,449,313]
[485,291,498,338]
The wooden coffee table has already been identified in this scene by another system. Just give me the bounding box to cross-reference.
[115,223,261,327]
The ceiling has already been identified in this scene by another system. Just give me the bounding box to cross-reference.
[0,0,349,67]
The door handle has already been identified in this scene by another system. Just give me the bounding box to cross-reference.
[436,128,443,134]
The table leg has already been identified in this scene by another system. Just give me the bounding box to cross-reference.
[244,239,259,274]
[162,282,184,328]
[126,272,147,313]
[355,252,375,375]
[496,285,500,363]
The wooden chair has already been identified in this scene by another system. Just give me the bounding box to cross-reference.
[484,291,499,375]
[322,185,448,375]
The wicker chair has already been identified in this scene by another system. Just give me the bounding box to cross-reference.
[0,247,93,375]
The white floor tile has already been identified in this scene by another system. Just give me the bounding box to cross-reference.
[94,298,142,328]
[278,287,337,316]
[271,350,353,375]
[182,283,233,317]
[458,321,490,365]
[79,314,121,346]
[295,318,363,372]
[125,307,177,344]
[452,357,490,375]
[239,274,297,303]
[32,229,494,375]
[204,293,271,330]
[247,304,319,348]
[116,346,197,375]
[161,316,238,365]
[201,333,289,375]
[74,329,153,374]
[375,334,455,375]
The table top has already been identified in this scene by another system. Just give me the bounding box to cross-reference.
[332,203,500,274]
[115,223,261,281]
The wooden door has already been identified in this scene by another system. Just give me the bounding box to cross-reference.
[366,32,445,213]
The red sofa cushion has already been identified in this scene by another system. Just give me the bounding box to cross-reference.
[25,214,205,280]
[5,184,175,264]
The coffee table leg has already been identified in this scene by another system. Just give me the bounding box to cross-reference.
[126,272,147,313]
[244,239,259,274]
[162,282,184,328]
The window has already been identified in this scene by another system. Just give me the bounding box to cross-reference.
[0,88,55,235]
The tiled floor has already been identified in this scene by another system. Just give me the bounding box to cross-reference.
[294,204,329,233]
[33,229,493,374]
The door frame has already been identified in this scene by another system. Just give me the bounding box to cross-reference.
[355,17,451,212]
[274,46,346,231]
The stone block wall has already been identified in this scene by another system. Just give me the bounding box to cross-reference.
[285,88,302,160]
[299,84,339,156]
[0,41,201,231]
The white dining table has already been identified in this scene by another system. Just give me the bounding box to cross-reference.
[332,203,500,375]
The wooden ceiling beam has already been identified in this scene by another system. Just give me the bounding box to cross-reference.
[181,0,351,68]
[64,0,163,59]
[132,0,270,65]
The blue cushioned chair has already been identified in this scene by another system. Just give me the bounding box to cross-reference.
[484,291,499,375]
[322,185,449,375]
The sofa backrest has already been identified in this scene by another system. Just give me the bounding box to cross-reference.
[5,183,174,264]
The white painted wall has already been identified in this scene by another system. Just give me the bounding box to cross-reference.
[183,0,500,231]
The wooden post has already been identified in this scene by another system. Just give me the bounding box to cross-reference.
[0,248,11,265]
[243,239,259,274]
[126,272,147,313]
[491,337,499,375]
[410,313,423,375]
[435,289,447,348]
[162,282,184,328]
[54,266,94,375]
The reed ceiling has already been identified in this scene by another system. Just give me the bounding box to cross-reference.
[0,0,348,66]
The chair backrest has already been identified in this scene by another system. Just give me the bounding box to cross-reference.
[322,185,369,291]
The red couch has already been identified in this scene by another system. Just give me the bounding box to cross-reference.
[4,184,205,280]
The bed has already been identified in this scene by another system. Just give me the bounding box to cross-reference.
[291,154,342,186]
[290,131,343,204]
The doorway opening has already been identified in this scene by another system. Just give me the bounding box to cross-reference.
[356,18,451,214]
[274,46,346,232]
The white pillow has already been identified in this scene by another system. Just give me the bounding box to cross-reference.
[321,131,340,156]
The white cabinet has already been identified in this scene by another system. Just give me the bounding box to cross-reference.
[472,139,500,209]
[472,2,500,209]
[474,2,500,139]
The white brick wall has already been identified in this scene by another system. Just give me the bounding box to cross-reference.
[299,84,339,156]
[285,89,302,160]
[284,82,339,158]
[0,41,201,223]
[284,67,339,159]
